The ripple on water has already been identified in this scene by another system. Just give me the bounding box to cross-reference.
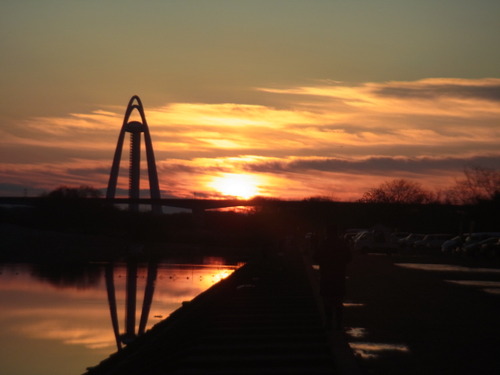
[348,342,410,359]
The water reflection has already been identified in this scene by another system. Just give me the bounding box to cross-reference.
[105,260,159,349]
[105,258,240,350]
[30,263,102,289]
[395,263,500,273]
[483,288,500,295]
[396,263,500,295]
[0,257,240,375]
[346,327,410,359]
[445,280,500,295]
[343,302,366,307]
[345,327,367,338]
[349,342,410,359]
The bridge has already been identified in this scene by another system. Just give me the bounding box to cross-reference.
[0,196,294,211]
[0,196,359,213]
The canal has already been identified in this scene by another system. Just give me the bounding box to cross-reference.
[0,257,242,375]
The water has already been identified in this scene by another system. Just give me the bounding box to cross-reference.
[348,341,410,359]
[394,263,500,274]
[345,313,410,360]
[395,262,500,294]
[345,260,500,363]
[0,258,241,375]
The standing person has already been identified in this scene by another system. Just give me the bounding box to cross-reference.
[316,224,352,330]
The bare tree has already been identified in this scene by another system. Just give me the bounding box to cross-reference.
[445,167,500,204]
[359,179,434,204]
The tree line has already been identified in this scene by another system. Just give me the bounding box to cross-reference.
[359,167,500,205]
[36,166,500,205]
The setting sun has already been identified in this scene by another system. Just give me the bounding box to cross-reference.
[209,174,262,199]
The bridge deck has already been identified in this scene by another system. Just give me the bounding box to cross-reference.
[85,249,358,375]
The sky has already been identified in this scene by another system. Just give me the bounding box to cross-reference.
[1,0,499,201]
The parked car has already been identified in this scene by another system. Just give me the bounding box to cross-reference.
[398,233,425,251]
[413,234,454,252]
[343,228,368,246]
[353,230,398,254]
[391,232,410,242]
[481,238,500,257]
[441,235,467,254]
[462,235,500,256]
[349,230,369,247]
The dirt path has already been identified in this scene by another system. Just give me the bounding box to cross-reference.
[343,253,500,375]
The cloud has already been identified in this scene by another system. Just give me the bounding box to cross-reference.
[0,160,112,195]
[17,320,115,350]
[2,77,499,199]
[244,155,500,176]
[372,78,500,102]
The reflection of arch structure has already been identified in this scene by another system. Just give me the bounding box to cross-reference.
[105,261,159,350]
[106,96,161,213]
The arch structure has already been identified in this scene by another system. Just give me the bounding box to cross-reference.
[106,96,161,213]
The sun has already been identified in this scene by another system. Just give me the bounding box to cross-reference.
[209,174,261,199]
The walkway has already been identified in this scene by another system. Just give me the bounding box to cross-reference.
[85,248,359,375]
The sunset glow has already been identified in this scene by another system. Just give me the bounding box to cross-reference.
[1,77,499,201]
[209,173,263,199]
[0,1,499,200]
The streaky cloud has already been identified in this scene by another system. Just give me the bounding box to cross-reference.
[373,78,500,101]
[244,155,500,176]
[2,77,499,199]
[261,77,500,104]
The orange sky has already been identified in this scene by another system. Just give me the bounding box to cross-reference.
[1,1,499,201]
[1,78,499,201]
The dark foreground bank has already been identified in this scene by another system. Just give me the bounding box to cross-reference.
[344,252,500,375]
[83,246,500,375]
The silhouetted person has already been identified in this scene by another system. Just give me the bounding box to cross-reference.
[316,224,351,330]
